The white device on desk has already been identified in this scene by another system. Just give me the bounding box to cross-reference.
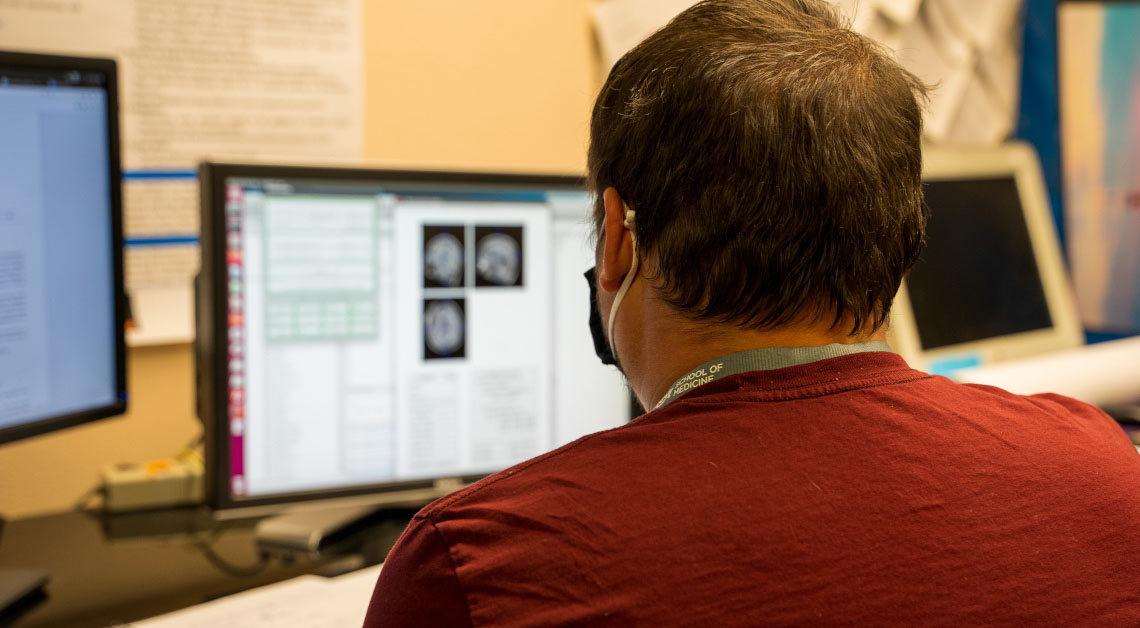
[889,142,1085,375]
[953,335,1140,407]
[100,453,204,512]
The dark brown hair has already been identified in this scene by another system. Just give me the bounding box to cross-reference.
[587,0,928,333]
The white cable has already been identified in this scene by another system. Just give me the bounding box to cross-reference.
[606,206,638,350]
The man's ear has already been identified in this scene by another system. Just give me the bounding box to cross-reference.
[598,187,635,292]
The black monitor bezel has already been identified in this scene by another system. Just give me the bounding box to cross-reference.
[198,161,588,513]
[0,51,128,445]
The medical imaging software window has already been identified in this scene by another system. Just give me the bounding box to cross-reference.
[224,179,622,500]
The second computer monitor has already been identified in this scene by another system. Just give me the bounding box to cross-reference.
[0,51,126,444]
[198,164,631,515]
[889,143,1084,374]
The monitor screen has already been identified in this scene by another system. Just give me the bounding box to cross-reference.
[907,176,1054,350]
[199,165,630,511]
[0,52,126,444]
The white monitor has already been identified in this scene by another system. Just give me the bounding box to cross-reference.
[889,142,1084,375]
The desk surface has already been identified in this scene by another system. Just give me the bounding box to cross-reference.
[0,508,389,628]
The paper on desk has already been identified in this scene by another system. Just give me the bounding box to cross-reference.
[331,563,386,587]
[133,565,383,628]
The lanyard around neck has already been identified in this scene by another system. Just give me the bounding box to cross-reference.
[653,341,893,410]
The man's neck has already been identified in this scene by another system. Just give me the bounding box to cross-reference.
[623,298,889,410]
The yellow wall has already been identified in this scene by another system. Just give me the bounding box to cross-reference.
[364,0,599,174]
[0,0,600,518]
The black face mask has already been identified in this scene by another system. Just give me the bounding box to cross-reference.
[584,267,618,366]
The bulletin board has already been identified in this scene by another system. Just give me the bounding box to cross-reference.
[0,0,365,344]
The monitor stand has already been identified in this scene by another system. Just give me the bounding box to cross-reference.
[0,519,49,623]
[0,568,48,625]
[253,482,461,561]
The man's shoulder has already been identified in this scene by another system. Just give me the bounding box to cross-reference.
[417,420,637,523]
[956,379,1124,432]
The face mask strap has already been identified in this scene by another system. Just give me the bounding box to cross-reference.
[606,205,637,352]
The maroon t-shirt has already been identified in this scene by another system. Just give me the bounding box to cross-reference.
[365,352,1140,627]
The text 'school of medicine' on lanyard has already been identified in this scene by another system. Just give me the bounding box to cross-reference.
[654,341,892,410]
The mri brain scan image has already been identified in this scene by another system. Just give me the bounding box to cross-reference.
[423,226,465,288]
[475,226,524,287]
[423,298,466,359]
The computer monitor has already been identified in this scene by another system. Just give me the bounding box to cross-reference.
[889,143,1084,375]
[0,51,127,444]
[197,163,631,516]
